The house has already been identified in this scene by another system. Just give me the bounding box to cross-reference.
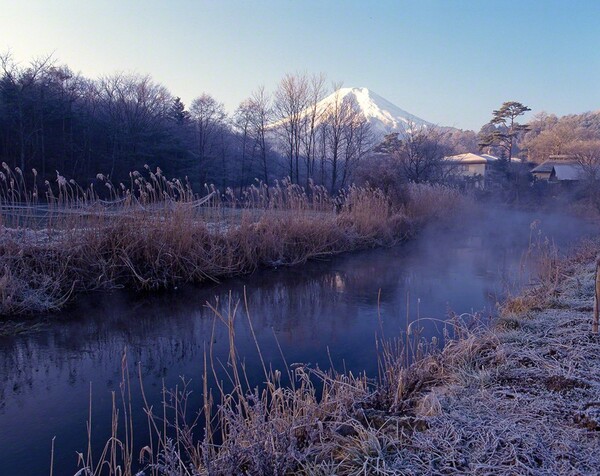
[530,161,560,181]
[442,153,520,187]
[550,163,586,182]
[531,160,585,182]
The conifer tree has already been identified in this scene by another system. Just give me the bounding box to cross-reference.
[479,101,531,160]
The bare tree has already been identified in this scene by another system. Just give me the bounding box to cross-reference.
[249,86,273,187]
[44,65,88,176]
[190,93,227,183]
[522,113,589,163]
[0,53,217,185]
[234,99,253,192]
[274,73,310,184]
[339,100,373,188]
[318,85,373,192]
[561,139,600,210]
[0,52,55,171]
[321,83,345,192]
[377,123,450,184]
[438,127,478,155]
[96,73,172,176]
[567,139,600,180]
[301,73,326,187]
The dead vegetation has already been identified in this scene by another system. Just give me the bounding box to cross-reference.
[501,232,600,316]
[68,238,600,475]
[0,165,463,316]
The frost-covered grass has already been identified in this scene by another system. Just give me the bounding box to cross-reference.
[0,165,463,316]
[69,239,600,476]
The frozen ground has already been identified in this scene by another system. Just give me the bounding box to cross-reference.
[388,256,600,474]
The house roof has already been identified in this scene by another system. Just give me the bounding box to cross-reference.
[443,153,498,164]
[531,160,579,175]
[531,161,561,173]
[531,161,586,180]
[443,153,521,164]
[553,164,586,181]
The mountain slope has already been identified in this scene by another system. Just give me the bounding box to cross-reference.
[315,87,432,137]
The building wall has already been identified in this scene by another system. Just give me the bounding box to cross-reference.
[533,172,552,181]
[468,163,486,176]
[455,163,486,177]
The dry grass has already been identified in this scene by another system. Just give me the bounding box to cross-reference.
[395,269,600,475]
[0,165,463,316]
[501,229,600,316]
[68,239,600,475]
[403,183,467,225]
[71,294,462,476]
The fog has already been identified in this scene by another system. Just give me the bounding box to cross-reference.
[0,205,597,475]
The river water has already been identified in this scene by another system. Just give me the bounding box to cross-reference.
[0,208,597,475]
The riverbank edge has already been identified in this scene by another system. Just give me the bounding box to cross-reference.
[296,240,600,474]
[1,184,464,321]
[156,239,600,475]
[374,239,600,474]
[70,240,600,475]
[277,241,600,474]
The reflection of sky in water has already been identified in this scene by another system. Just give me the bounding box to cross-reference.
[0,208,596,475]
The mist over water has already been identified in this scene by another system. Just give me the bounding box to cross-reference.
[0,206,597,475]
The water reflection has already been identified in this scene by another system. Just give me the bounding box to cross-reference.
[0,208,596,475]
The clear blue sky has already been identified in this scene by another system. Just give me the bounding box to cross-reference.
[3,0,600,130]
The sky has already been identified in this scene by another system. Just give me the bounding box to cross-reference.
[2,0,600,131]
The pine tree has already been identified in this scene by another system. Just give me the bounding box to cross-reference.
[479,101,531,160]
[169,97,190,125]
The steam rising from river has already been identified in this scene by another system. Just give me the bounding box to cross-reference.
[0,206,597,475]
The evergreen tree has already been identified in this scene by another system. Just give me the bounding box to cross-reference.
[169,97,190,125]
[479,101,531,160]
[374,133,402,155]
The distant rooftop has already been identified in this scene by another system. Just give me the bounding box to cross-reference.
[553,163,586,181]
[443,153,520,164]
[443,153,497,164]
[531,160,579,174]
[531,161,586,181]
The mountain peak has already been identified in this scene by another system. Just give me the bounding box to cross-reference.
[317,87,431,137]
[269,87,433,140]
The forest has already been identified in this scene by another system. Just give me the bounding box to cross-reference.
[2,52,600,198]
[0,54,376,193]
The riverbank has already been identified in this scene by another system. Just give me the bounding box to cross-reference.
[385,240,600,474]
[85,238,600,475]
[0,174,463,317]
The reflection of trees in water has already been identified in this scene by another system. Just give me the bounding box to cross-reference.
[4,206,594,405]
[2,207,598,476]
[0,223,531,406]
[0,257,407,404]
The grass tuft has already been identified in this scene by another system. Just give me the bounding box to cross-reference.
[0,167,463,316]
[71,237,600,475]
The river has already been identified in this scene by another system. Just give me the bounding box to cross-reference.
[0,207,597,475]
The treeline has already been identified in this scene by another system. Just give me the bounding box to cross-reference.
[476,106,600,165]
[521,111,600,164]
[4,52,596,199]
[0,54,384,194]
[0,53,260,190]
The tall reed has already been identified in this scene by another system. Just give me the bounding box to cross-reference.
[73,291,495,476]
[0,166,464,316]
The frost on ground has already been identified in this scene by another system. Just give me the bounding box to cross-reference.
[137,252,600,476]
[268,251,600,475]
[73,245,600,475]
[385,258,600,475]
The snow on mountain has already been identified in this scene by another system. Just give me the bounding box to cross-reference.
[268,87,434,142]
[315,87,432,137]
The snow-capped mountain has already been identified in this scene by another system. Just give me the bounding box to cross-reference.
[315,87,431,137]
